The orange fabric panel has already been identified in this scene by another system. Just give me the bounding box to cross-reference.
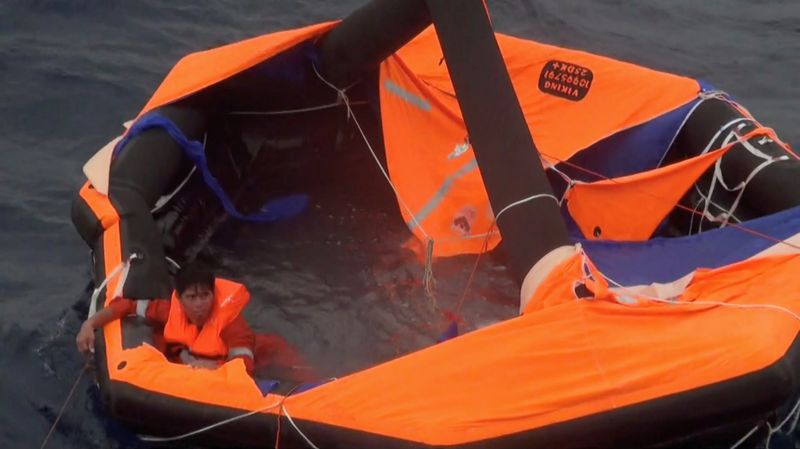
[392,27,700,163]
[282,252,800,445]
[109,344,271,411]
[138,22,337,116]
[79,181,119,229]
[566,147,729,241]
[380,55,500,257]
[380,27,699,257]
[96,236,800,445]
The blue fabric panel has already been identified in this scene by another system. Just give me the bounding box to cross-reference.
[559,99,700,181]
[256,379,280,396]
[581,205,800,285]
[436,321,459,343]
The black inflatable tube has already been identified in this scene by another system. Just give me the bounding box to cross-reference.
[107,104,208,298]
[316,0,430,88]
[669,99,800,219]
[426,0,571,283]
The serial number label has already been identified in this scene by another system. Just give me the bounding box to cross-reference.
[538,60,593,101]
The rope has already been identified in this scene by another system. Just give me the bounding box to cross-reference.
[593,260,800,449]
[310,63,430,240]
[310,62,440,299]
[598,267,800,322]
[769,395,800,436]
[140,399,285,442]
[229,100,368,116]
[39,365,88,449]
[545,139,800,253]
[450,193,560,321]
[140,378,336,445]
[281,405,320,449]
[729,424,760,449]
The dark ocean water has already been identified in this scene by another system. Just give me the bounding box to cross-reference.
[0,1,797,448]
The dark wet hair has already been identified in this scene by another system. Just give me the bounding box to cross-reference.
[174,262,214,295]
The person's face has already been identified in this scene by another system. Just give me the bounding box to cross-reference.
[178,284,214,326]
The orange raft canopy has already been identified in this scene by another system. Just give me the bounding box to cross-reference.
[70,0,800,448]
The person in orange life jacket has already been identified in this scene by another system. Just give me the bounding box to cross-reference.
[76,263,258,371]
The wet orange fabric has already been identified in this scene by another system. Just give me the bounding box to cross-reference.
[566,147,730,241]
[138,22,337,117]
[282,252,800,445]
[380,27,699,256]
[566,126,776,241]
[97,243,800,445]
[163,279,250,359]
[380,55,498,257]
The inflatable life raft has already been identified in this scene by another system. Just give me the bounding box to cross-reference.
[71,0,800,447]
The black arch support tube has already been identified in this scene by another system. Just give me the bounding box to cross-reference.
[107,104,207,299]
[316,0,430,88]
[426,0,571,283]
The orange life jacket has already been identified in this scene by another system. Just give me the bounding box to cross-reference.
[163,278,250,359]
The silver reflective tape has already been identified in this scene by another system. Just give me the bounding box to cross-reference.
[227,347,254,360]
[384,79,432,111]
[136,300,150,318]
[408,158,478,231]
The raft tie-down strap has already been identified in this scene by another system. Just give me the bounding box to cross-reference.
[113,113,303,223]
[89,253,140,317]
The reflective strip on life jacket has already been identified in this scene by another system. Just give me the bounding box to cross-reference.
[227,346,255,361]
[163,278,250,359]
[136,300,150,318]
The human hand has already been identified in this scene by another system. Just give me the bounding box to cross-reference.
[76,321,95,355]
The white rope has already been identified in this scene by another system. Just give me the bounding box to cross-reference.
[165,256,181,270]
[541,158,575,205]
[729,424,760,449]
[656,94,710,168]
[281,405,320,449]
[596,266,800,449]
[494,193,561,224]
[689,183,742,235]
[311,62,432,242]
[139,399,284,443]
[598,269,800,322]
[311,62,440,299]
[139,377,337,444]
[88,253,140,318]
[692,125,788,232]
[228,100,367,116]
[770,395,800,437]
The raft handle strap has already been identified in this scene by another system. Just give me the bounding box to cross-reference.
[88,252,140,318]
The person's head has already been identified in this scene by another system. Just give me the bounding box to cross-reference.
[174,263,215,326]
